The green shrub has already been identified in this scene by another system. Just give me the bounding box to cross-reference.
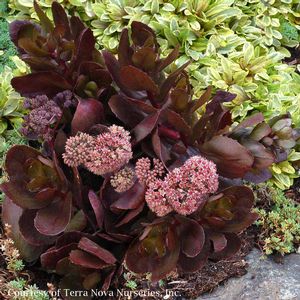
[0,0,9,16]
[0,19,18,72]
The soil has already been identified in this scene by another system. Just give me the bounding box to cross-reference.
[286,178,300,203]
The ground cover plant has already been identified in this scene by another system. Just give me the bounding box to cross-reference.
[254,184,300,255]
[0,0,300,299]
[2,1,298,297]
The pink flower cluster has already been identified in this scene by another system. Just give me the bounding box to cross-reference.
[85,125,132,175]
[163,156,219,215]
[110,167,135,193]
[63,126,132,175]
[141,156,219,216]
[145,180,173,217]
[62,132,95,167]
[135,158,165,187]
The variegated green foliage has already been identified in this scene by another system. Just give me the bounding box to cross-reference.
[235,0,300,48]
[0,59,28,134]
[8,0,300,52]
[270,151,300,190]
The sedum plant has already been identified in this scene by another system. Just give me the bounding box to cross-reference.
[1,2,298,293]
[254,185,300,255]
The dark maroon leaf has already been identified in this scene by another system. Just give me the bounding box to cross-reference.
[71,28,95,70]
[103,50,136,97]
[83,272,102,290]
[208,232,227,252]
[34,193,72,236]
[118,29,133,66]
[21,55,58,71]
[1,145,55,209]
[41,243,77,269]
[131,21,156,47]
[34,0,54,32]
[163,109,192,137]
[65,210,87,232]
[159,61,190,102]
[108,95,142,128]
[102,268,116,291]
[78,237,117,264]
[189,86,212,113]
[79,62,112,87]
[9,20,40,51]
[176,216,205,258]
[241,140,274,170]
[120,65,159,94]
[132,47,157,71]
[52,1,71,39]
[158,45,179,71]
[55,231,91,248]
[18,37,49,56]
[204,186,258,233]
[200,136,254,178]
[115,203,144,227]
[125,225,180,281]
[2,197,43,262]
[88,190,104,229]
[212,90,236,103]
[132,111,161,143]
[110,182,145,211]
[12,72,72,97]
[178,237,210,273]
[69,250,110,269]
[151,128,171,165]
[244,169,273,184]
[19,209,57,246]
[70,15,85,39]
[210,233,241,260]
[249,122,272,141]
[0,181,52,210]
[71,98,104,134]
[59,274,91,300]
[234,112,264,130]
